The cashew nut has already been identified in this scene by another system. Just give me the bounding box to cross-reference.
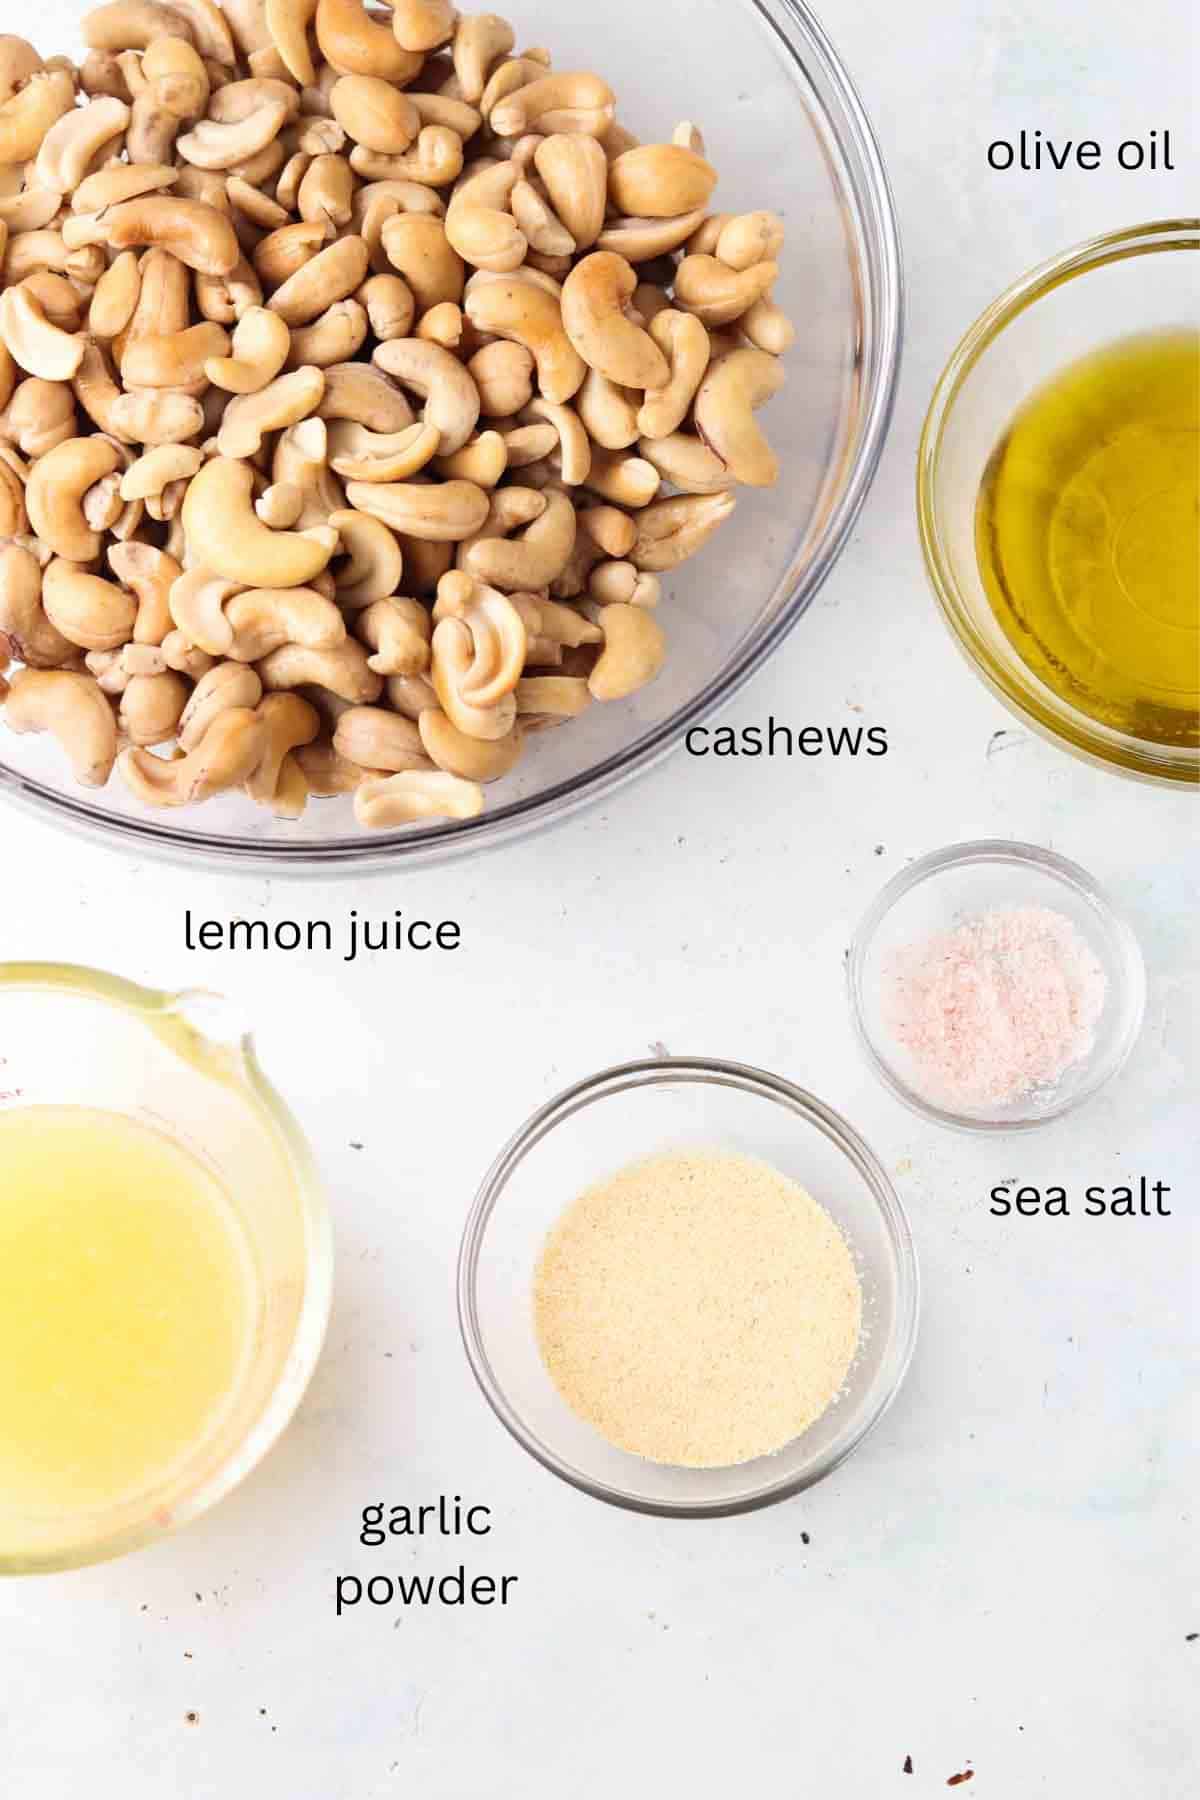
[245,689,319,805]
[586,601,666,701]
[673,253,778,328]
[327,506,403,609]
[0,539,74,665]
[42,558,138,651]
[630,490,736,570]
[108,539,181,643]
[692,346,784,487]
[560,252,668,390]
[430,613,514,740]
[344,476,489,542]
[27,435,122,562]
[217,364,325,457]
[489,72,615,140]
[353,767,483,828]
[637,308,710,440]
[69,196,241,276]
[182,456,338,587]
[464,275,584,405]
[2,665,118,784]
[178,658,262,748]
[0,282,85,380]
[418,706,522,783]
[257,638,382,704]
[372,336,479,454]
[328,417,440,482]
[203,303,291,393]
[119,668,190,745]
[120,705,267,805]
[459,485,576,591]
[225,584,346,661]
[35,96,130,195]
[267,233,369,325]
[333,702,429,772]
[608,144,717,219]
[533,134,607,251]
[316,0,422,86]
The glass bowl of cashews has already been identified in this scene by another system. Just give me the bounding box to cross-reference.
[0,0,900,870]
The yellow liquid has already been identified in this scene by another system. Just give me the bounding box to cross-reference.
[0,1107,255,1519]
[976,328,1200,747]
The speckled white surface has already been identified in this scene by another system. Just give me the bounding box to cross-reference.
[1,2,1197,1795]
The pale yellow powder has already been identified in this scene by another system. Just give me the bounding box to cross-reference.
[533,1149,863,1469]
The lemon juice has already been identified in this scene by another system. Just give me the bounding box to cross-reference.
[976,328,1200,746]
[0,1106,256,1519]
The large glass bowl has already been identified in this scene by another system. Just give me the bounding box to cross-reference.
[0,0,901,872]
[458,1058,919,1518]
[918,220,1199,786]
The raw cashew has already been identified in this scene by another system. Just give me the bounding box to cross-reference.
[350,125,463,188]
[107,539,180,643]
[27,435,122,562]
[630,490,736,571]
[267,234,369,326]
[433,430,507,488]
[328,417,439,481]
[380,213,464,311]
[453,14,514,105]
[318,359,414,432]
[245,689,319,805]
[692,346,784,487]
[392,0,455,52]
[120,706,267,806]
[464,276,584,405]
[1,376,76,458]
[167,568,240,656]
[121,320,232,390]
[0,70,76,168]
[178,659,262,748]
[0,539,74,665]
[715,210,784,271]
[327,506,403,609]
[608,145,717,219]
[583,445,659,510]
[460,486,575,591]
[42,558,138,651]
[354,767,483,828]
[468,340,534,418]
[2,666,118,784]
[418,706,521,783]
[587,601,665,700]
[355,595,430,675]
[372,337,479,455]
[111,387,205,445]
[432,570,526,705]
[217,365,325,457]
[595,207,707,263]
[0,283,85,380]
[561,252,668,389]
[35,97,130,195]
[739,295,795,356]
[69,196,240,276]
[521,396,590,486]
[638,431,732,494]
[489,72,615,140]
[330,75,419,154]
[205,304,291,393]
[265,0,318,87]
[358,272,415,341]
[294,737,370,795]
[578,505,635,559]
[414,301,463,351]
[344,476,489,542]
[73,162,179,214]
[430,614,515,740]
[534,135,607,251]
[182,456,337,587]
[514,674,590,719]
[88,251,143,341]
[673,253,778,327]
[333,703,428,771]
[637,309,710,440]
[225,585,346,661]
[119,669,189,745]
[587,559,659,609]
[257,638,382,704]
[576,366,640,450]
[316,0,422,86]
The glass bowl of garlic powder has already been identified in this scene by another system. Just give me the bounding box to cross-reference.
[458,1058,918,1517]
[848,841,1147,1131]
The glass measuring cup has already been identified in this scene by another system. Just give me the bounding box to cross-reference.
[0,963,331,1574]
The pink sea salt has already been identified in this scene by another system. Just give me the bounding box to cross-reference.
[880,905,1107,1109]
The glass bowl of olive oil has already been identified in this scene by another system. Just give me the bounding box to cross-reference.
[918,220,1199,785]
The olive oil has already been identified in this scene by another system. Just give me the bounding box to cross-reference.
[0,1106,255,1518]
[976,329,1199,746]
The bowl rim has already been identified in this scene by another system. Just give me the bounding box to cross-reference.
[457,1055,920,1519]
[846,839,1149,1134]
[0,961,332,1574]
[916,217,1200,788]
[0,0,904,876]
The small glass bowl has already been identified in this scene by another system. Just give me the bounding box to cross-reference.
[917,219,1199,786]
[457,1058,919,1518]
[0,965,331,1573]
[848,842,1147,1132]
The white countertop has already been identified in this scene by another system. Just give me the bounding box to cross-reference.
[2,2,1197,1795]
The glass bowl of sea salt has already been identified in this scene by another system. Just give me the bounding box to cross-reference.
[848,841,1146,1131]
